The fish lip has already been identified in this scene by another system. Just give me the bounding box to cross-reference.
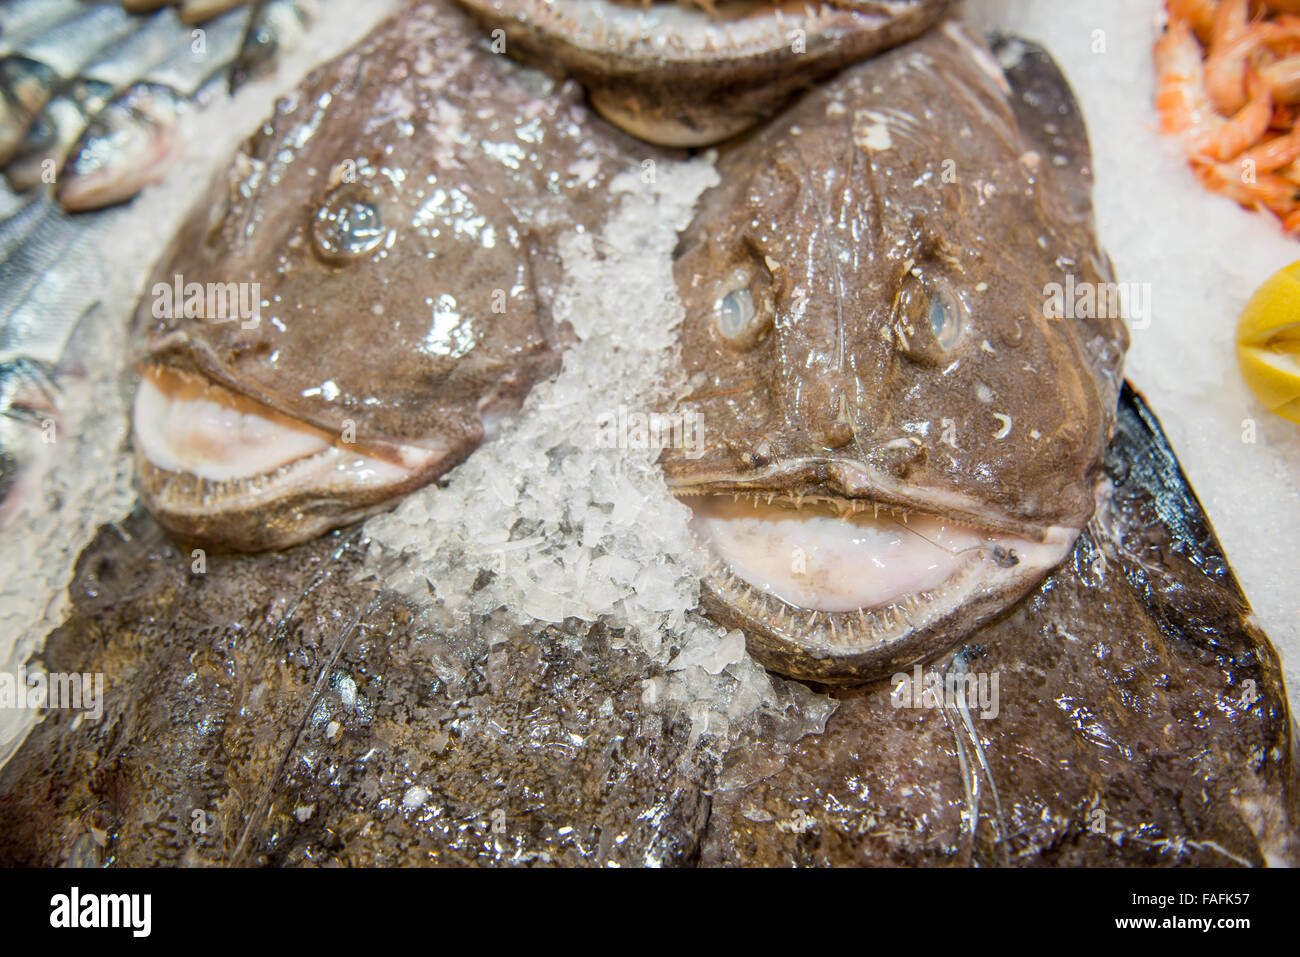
[138,333,444,468]
[457,0,950,144]
[130,366,446,552]
[133,448,423,553]
[665,459,1076,542]
[679,474,1089,685]
[461,0,949,66]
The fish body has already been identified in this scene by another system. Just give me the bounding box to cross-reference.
[0,0,85,57]
[453,0,953,145]
[5,10,191,191]
[229,0,317,93]
[129,0,654,550]
[0,5,140,164]
[663,23,1128,683]
[0,186,125,526]
[56,8,252,212]
[0,384,1294,866]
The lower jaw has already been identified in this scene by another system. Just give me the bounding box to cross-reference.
[681,495,1081,684]
[131,368,434,552]
[135,450,421,553]
[697,565,1052,686]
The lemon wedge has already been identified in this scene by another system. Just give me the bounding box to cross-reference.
[1237,261,1300,425]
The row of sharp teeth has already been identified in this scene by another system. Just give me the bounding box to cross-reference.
[679,489,918,523]
[707,556,945,646]
[705,549,989,649]
[141,446,334,507]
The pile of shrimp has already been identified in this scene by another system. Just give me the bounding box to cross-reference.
[1156,0,1300,234]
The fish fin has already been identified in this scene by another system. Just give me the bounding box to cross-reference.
[1103,384,1286,681]
[990,35,1096,226]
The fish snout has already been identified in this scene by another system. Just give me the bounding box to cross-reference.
[797,372,862,451]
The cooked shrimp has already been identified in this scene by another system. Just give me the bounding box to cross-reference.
[1159,0,1300,233]
[1242,122,1300,169]
[1205,0,1254,114]
[1156,17,1214,133]
[1261,53,1300,99]
[1169,0,1219,44]
[1192,67,1275,159]
[1196,160,1300,214]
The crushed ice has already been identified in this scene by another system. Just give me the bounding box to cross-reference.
[362,157,836,757]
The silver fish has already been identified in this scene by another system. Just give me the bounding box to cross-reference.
[0,186,123,523]
[229,0,316,93]
[4,10,191,191]
[0,0,85,56]
[57,8,251,212]
[0,5,140,164]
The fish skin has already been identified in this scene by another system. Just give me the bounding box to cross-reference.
[662,23,1128,683]
[56,8,252,212]
[0,185,126,529]
[229,0,316,93]
[0,0,85,57]
[453,0,953,145]
[0,387,1293,866]
[4,10,191,192]
[0,5,143,165]
[701,385,1300,866]
[129,0,662,551]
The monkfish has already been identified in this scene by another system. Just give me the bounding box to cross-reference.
[453,0,953,146]
[663,23,1130,683]
[131,0,651,551]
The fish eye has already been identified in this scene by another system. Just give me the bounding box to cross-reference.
[311,184,387,265]
[928,284,962,349]
[718,288,756,339]
[712,264,774,350]
[893,274,966,365]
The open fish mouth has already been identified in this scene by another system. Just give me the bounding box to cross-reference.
[674,484,1080,684]
[132,365,438,550]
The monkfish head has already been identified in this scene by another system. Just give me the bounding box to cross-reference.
[454,0,952,146]
[663,24,1128,683]
[131,1,633,551]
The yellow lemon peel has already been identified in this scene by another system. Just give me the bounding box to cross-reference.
[1237,261,1300,425]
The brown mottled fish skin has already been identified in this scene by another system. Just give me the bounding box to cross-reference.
[452,0,953,146]
[0,389,1295,865]
[134,0,660,551]
[663,24,1129,683]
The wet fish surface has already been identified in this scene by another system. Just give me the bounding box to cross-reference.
[0,3,1294,870]
[0,384,1293,866]
[229,0,317,93]
[0,4,139,164]
[56,7,253,212]
[4,9,191,192]
[664,23,1127,684]
[129,0,660,551]
[454,0,953,146]
[0,0,333,208]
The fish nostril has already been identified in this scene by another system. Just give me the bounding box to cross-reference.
[820,419,854,449]
[816,389,857,449]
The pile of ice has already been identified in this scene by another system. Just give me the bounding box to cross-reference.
[363,157,836,753]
